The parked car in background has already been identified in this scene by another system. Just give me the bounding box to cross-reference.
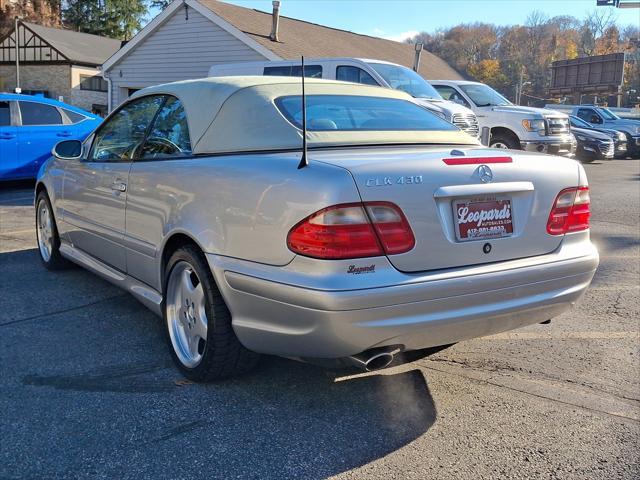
[208,58,480,139]
[0,94,102,181]
[431,80,575,156]
[569,115,627,159]
[569,125,614,163]
[35,77,598,381]
[546,104,640,157]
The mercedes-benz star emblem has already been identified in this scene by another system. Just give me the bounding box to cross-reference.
[477,165,493,183]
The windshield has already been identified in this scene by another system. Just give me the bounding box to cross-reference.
[275,95,458,131]
[367,63,442,100]
[459,84,512,107]
[570,116,591,128]
[599,108,619,120]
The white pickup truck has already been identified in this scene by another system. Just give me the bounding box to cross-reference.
[431,80,575,156]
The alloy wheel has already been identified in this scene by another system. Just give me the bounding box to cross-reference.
[166,261,208,368]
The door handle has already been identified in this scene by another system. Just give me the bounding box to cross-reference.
[57,131,72,137]
[111,181,127,192]
[0,133,15,140]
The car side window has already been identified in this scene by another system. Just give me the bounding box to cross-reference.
[336,66,379,86]
[434,85,470,107]
[89,95,164,162]
[60,108,87,124]
[139,96,192,160]
[0,101,10,127]
[263,65,322,78]
[18,101,62,126]
[577,108,600,124]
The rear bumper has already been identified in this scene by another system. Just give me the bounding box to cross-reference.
[209,234,598,359]
[520,138,575,157]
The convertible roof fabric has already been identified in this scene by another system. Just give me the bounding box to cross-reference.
[132,77,479,155]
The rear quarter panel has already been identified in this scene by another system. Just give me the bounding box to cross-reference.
[124,152,360,290]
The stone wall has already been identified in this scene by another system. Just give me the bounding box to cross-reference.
[0,64,71,102]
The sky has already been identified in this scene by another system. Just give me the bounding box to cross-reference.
[216,0,640,41]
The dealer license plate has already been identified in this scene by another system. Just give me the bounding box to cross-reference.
[454,197,514,241]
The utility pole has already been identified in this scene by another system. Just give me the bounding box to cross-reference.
[14,16,21,94]
[516,65,525,105]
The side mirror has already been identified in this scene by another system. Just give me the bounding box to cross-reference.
[52,140,82,160]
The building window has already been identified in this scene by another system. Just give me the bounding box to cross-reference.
[80,75,108,92]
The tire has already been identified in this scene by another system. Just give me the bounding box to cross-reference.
[163,245,260,381]
[489,133,520,150]
[35,191,70,271]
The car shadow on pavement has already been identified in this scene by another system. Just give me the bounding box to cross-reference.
[1,247,437,479]
[0,180,35,207]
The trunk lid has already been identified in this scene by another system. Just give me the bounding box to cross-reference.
[312,146,580,272]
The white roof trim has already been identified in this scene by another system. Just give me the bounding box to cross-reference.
[102,0,280,73]
[186,0,281,61]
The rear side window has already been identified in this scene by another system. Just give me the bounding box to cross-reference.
[19,101,62,125]
[140,96,192,160]
[61,108,87,124]
[336,66,378,86]
[275,95,458,131]
[263,65,323,78]
[89,95,164,162]
[0,101,10,127]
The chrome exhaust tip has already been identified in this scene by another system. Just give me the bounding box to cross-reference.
[347,347,400,372]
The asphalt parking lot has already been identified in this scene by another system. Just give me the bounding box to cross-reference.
[1,160,638,480]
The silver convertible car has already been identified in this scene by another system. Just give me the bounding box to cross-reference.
[35,77,599,380]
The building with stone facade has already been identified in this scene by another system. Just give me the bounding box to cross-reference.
[0,21,121,115]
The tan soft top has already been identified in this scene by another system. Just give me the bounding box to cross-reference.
[131,76,479,155]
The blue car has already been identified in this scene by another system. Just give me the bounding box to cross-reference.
[0,94,102,181]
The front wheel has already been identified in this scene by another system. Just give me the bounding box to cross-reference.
[490,133,520,150]
[35,191,70,270]
[164,245,260,381]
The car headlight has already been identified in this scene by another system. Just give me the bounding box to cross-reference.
[634,125,640,135]
[522,119,546,134]
[431,110,447,120]
[617,132,626,141]
[575,134,588,141]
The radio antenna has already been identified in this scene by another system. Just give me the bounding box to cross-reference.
[297,55,309,169]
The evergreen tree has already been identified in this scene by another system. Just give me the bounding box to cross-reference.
[62,0,147,40]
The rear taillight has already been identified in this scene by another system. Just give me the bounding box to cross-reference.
[287,202,415,259]
[547,186,590,235]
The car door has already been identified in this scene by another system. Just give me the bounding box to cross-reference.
[0,101,19,180]
[16,100,72,178]
[61,95,164,271]
[125,95,193,289]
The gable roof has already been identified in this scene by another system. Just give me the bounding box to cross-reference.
[103,0,462,81]
[196,0,462,80]
[22,22,121,66]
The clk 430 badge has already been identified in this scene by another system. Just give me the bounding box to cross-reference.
[365,175,423,187]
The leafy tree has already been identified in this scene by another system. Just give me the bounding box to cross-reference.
[406,9,637,106]
[0,0,61,38]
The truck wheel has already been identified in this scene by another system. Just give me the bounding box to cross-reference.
[163,245,260,381]
[35,191,70,271]
[490,133,520,150]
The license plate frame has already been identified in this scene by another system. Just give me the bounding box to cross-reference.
[453,196,514,242]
